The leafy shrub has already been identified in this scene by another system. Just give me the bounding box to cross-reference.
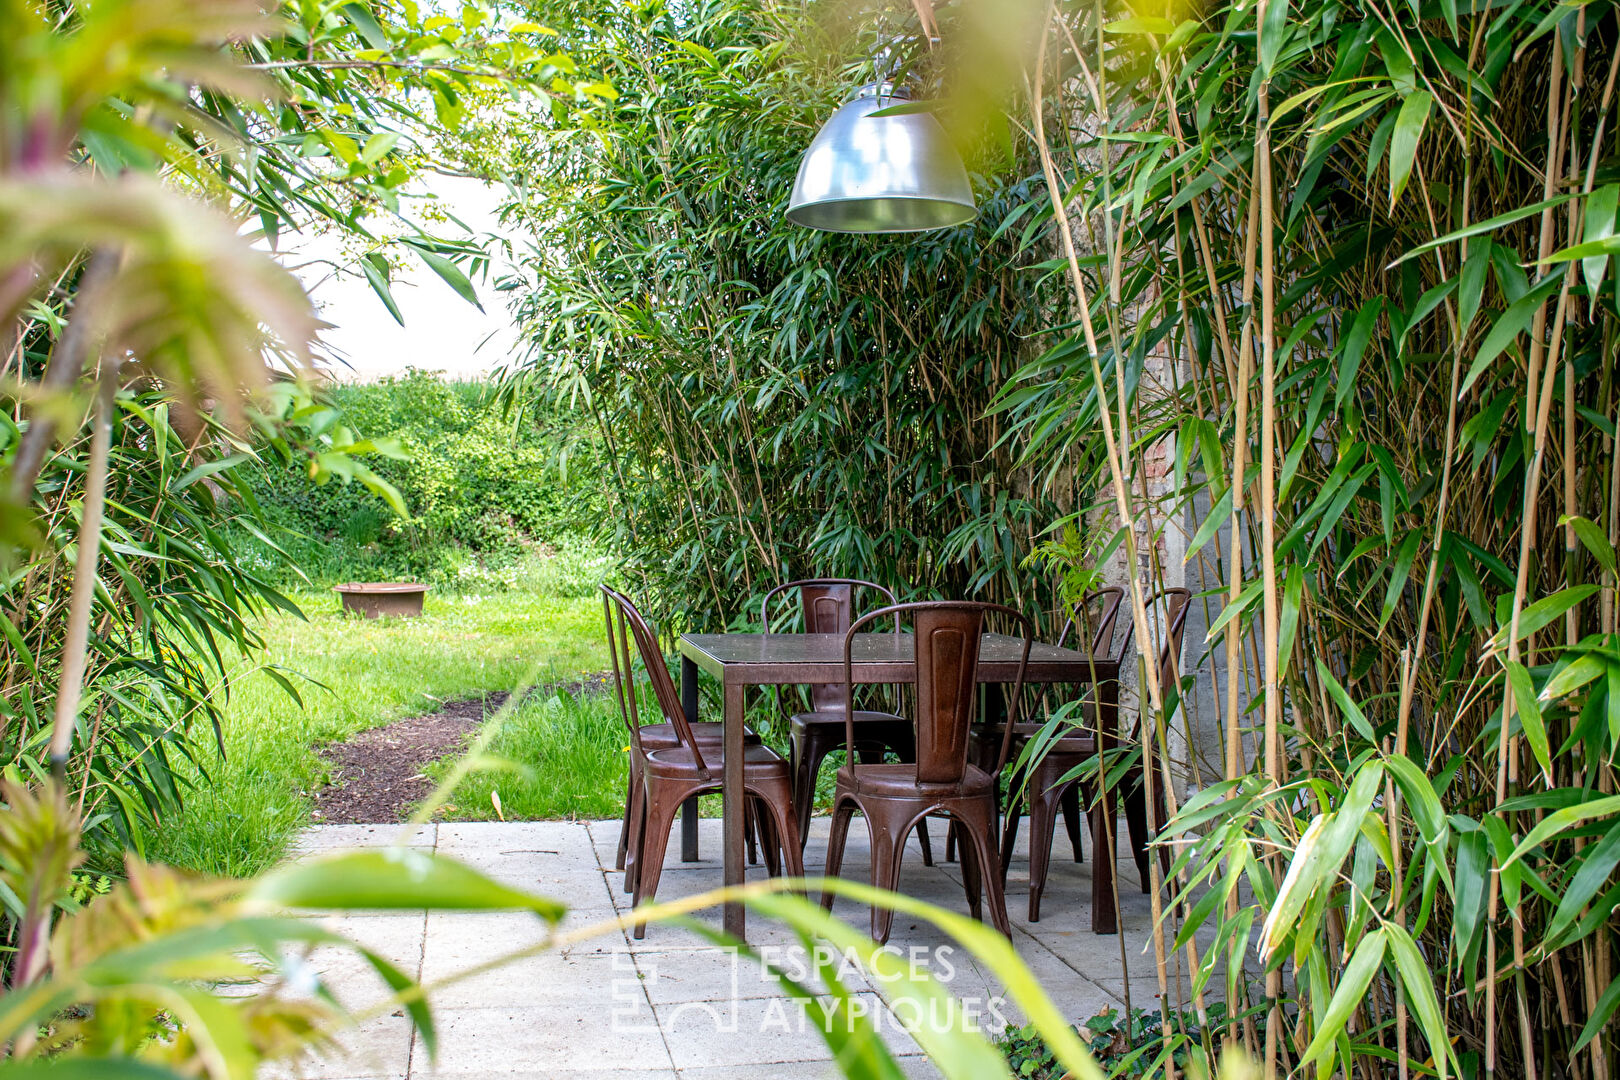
[998,1002,1266,1079]
[243,371,610,588]
[493,0,1076,632]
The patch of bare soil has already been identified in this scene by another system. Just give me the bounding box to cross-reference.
[311,675,611,824]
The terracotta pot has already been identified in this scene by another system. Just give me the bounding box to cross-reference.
[332,582,428,619]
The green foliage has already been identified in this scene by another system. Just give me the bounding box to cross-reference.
[992,0,1620,1073]
[0,778,566,1079]
[0,0,598,862]
[998,1003,1260,1079]
[492,0,1079,633]
[241,372,610,589]
[0,387,335,855]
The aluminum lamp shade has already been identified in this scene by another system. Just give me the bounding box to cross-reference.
[787,84,976,234]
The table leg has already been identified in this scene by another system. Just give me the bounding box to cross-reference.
[1091,676,1120,934]
[681,656,700,863]
[722,680,747,940]
[984,683,1007,839]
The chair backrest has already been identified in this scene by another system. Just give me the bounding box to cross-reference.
[1054,586,1127,659]
[761,578,897,713]
[601,585,708,773]
[1139,587,1192,716]
[843,601,1033,785]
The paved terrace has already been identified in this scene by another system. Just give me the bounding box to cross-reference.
[280,817,1175,1080]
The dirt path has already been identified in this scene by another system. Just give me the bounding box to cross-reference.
[310,675,610,824]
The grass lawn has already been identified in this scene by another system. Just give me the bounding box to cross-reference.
[424,685,629,825]
[151,589,615,877]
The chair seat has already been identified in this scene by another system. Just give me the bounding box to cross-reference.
[836,762,996,799]
[639,721,760,750]
[790,709,906,732]
[643,742,791,780]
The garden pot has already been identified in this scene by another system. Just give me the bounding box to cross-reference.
[333,582,428,619]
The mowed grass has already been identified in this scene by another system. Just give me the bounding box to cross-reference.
[151,589,613,877]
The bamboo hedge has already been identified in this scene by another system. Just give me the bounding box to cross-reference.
[502,0,1620,1074]
[1000,0,1620,1075]
[494,0,1086,632]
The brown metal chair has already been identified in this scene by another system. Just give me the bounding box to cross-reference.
[760,578,930,862]
[822,601,1032,942]
[991,587,1190,924]
[602,586,802,938]
[602,586,763,895]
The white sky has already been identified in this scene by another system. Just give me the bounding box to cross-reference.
[283,177,528,384]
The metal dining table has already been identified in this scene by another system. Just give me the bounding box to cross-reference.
[675,630,1121,941]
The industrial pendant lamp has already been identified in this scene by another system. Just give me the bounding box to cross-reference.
[786,80,977,233]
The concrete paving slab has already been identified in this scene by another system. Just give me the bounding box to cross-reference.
[412,1003,676,1075]
[655,991,895,1070]
[291,823,435,854]
[436,820,599,861]
[302,914,427,1007]
[280,817,1188,1080]
[420,920,630,1008]
[271,1012,414,1079]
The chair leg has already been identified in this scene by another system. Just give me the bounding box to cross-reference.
[618,752,646,874]
[1123,773,1152,892]
[616,770,635,872]
[916,815,935,867]
[958,816,984,922]
[623,770,646,894]
[945,823,957,864]
[961,807,1012,937]
[821,798,856,911]
[1061,782,1084,863]
[789,727,813,850]
[998,799,1021,887]
[632,783,686,939]
[1026,770,1063,924]
[793,728,839,852]
[745,798,760,866]
[753,779,805,884]
[753,797,780,876]
[865,804,909,944]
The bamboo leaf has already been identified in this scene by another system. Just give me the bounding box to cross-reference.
[247,850,566,919]
[1574,963,1620,1052]
[1379,530,1421,630]
[1503,793,1620,869]
[360,253,405,326]
[1457,241,1491,332]
[1505,660,1553,783]
[1558,513,1618,577]
[1259,764,1383,962]
[1544,816,1620,947]
[1388,91,1432,207]
[1385,924,1452,1079]
[1308,660,1373,744]
[1492,585,1600,648]
[1391,194,1583,264]
[1539,652,1606,703]
[1299,927,1386,1067]
[409,245,485,311]
[1460,274,1563,396]
[1581,183,1618,296]
[1336,298,1383,408]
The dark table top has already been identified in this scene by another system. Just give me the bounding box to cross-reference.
[677,631,1118,686]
